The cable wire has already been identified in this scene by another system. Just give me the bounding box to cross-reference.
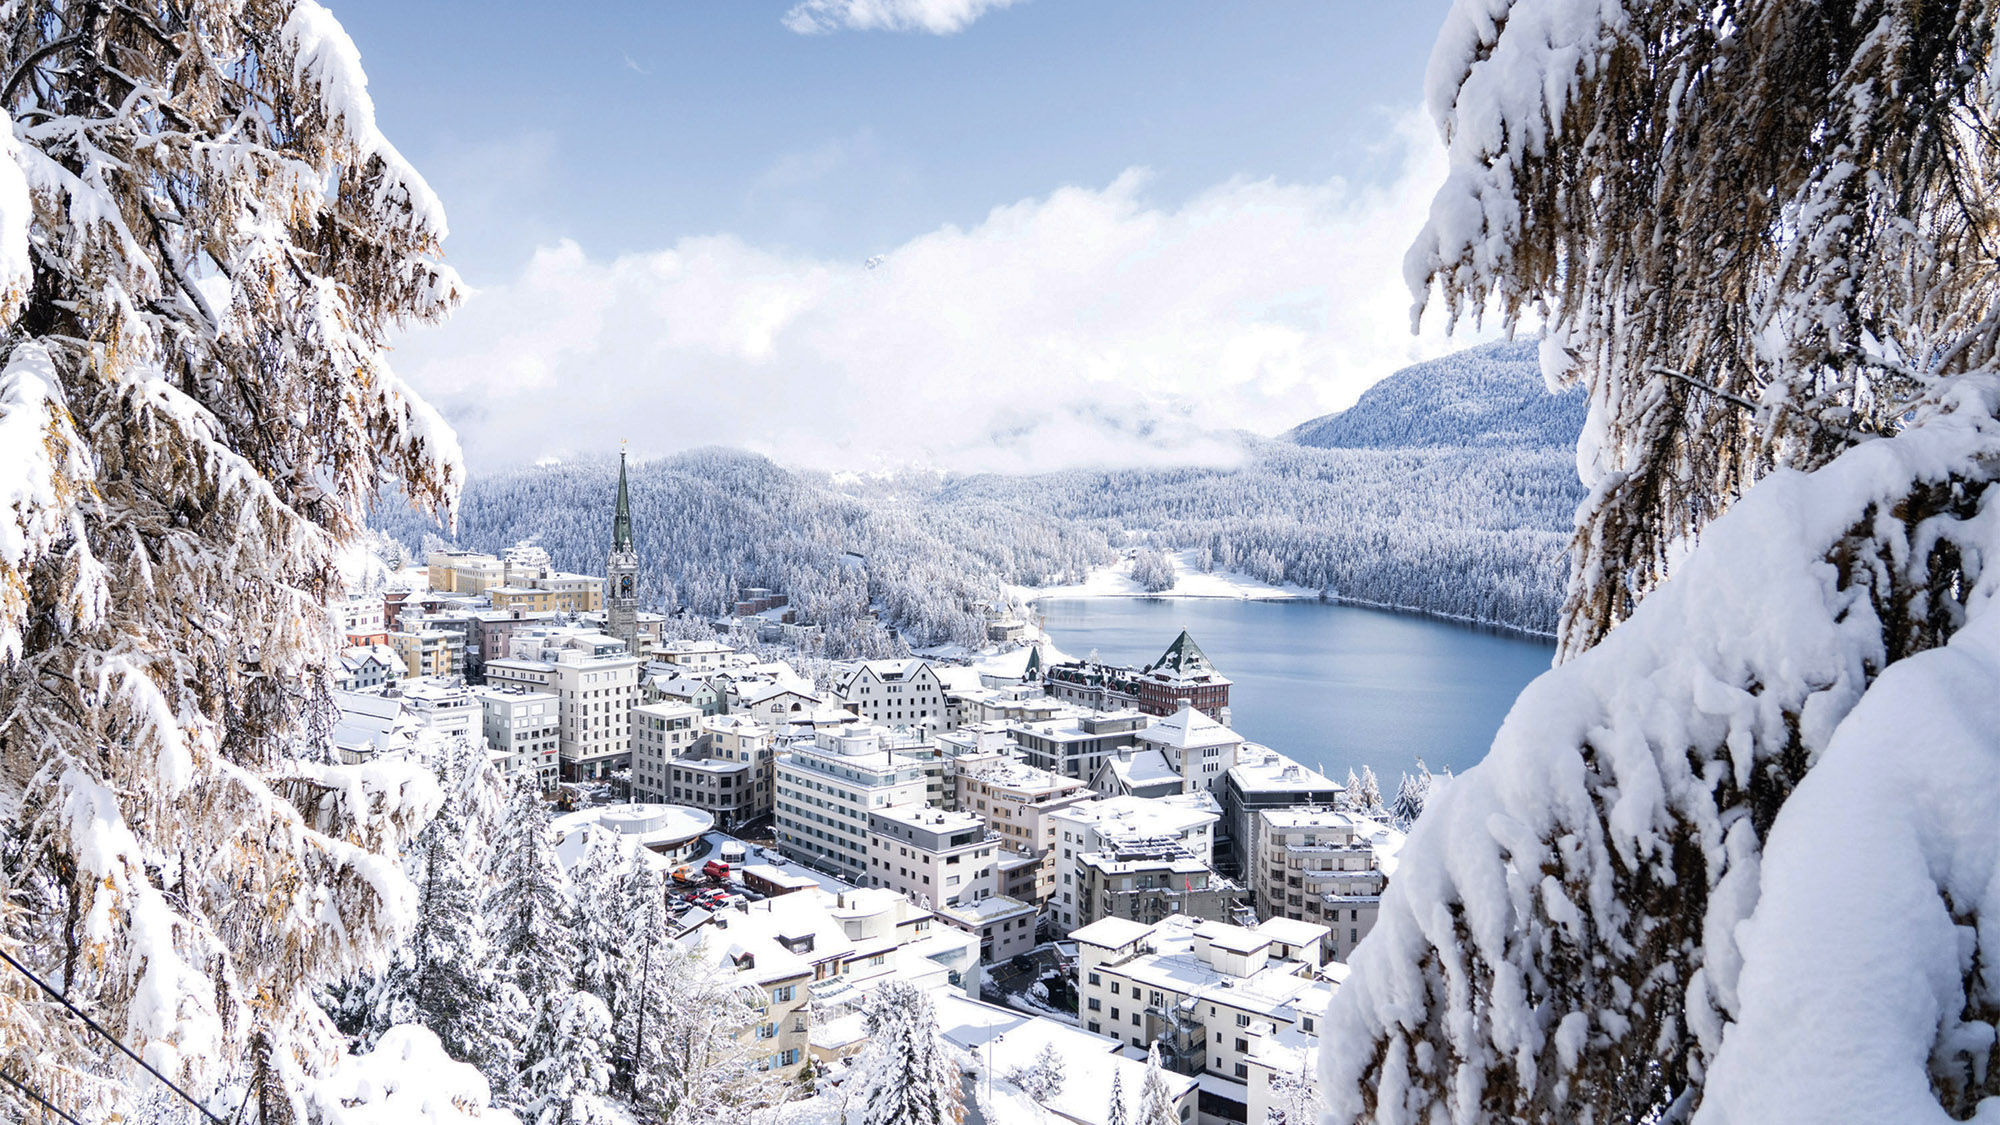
[0,946,226,1124]
[0,1068,86,1125]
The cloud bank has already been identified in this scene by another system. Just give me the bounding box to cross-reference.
[781,0,1023,36]
[394,115,1481,475]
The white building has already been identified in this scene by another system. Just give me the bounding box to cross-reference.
[629,700,703,805]
[834,659,947,727]
[1219,745,1345,877]
[337,593,387,642]
[953,756,1088,904]
[653,638,736,672]
[1253,806,1402,962]
[396,678,480,744]
[485,633,642,781]
[334,644,401,692]
[863,805,1039,963]
[473,684,560,789]
[1073,913,1331,1121]
[1005,710,1148,781]
[686,888,981,1083]
[1050,794,1224,933]
[774,726,931,882]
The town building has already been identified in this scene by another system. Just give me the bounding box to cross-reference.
[388,628,461,680]
[395,678,479,743]
[1219,745,1345,877]
[653,638,736,672]
[1252,806,1401,962]
[485,634,642,781]
[1004,710,1148,782]
[425,549,505,596]
[1045,630,1233,724]
[834,659,947,727]
[864,805,1039,963]
[337,593,388,646]
[628,700,703,806]
[773,726,931,882]
[643,668,723,714]
[473,685,560,789]
[953,756,1087,904]
[686,888,980,1084]
[1072,913,1331,1123]
[1049,794,1225,933]
[334,644,402,692]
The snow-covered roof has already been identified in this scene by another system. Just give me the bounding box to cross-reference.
[1137,703,1243,751]
[928,989,1196,1125]
[1070,917,1154,950]
[1227,744,1343,793]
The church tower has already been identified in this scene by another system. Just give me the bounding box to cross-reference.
[606,449,639,652]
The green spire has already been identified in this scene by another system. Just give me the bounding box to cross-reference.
[611,450,634,551]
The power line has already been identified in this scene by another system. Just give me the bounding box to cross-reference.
[0,946,227,1124]
[0,1068,85,1125]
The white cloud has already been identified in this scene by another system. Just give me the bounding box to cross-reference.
[394,112,1487,475]
[781,0,1024,35]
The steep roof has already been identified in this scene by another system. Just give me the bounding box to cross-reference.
[1149,629,1212,676]
[1138,703,1242,750]
[610,449,634,551]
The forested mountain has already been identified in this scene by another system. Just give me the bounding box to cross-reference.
[374,341,1586,648]
[1286,339,1585,451]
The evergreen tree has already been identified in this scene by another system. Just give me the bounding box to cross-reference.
[1134,1042,1176,1125]
[0,0,461,1115]
[1328,5,2000,1123]
[1106,1068,1129,1125]
[855,980,965,1125]
[647,937,775,1124]
[570,831,626,1002]
[1354,766,1382,811]
[523,990,616,1125]
[1389,760,1432,830]
[487,779,576,1002]
[1010,1040,1066,1103]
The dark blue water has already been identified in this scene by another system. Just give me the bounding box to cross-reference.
[1034,598,1554,785]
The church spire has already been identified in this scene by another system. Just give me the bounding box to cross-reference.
[612,449,634,552]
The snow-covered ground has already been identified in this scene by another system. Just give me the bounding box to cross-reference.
[1009,549,1317,602]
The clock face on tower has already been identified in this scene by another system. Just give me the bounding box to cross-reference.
[619,575,634,598]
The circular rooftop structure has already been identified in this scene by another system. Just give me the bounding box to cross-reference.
[555,802,714,863]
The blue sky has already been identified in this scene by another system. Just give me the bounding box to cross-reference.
[334,1,1480,472]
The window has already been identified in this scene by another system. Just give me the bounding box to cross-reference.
[1087,998,1101,1011]
[1234,1063,1248,1079]
[1235,1038,1248,1053]
[1236,1013,1250,1027]
[1088,973,1100,986]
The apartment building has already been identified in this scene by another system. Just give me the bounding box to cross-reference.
[396,678,479,743]
[1004,710,1148,781]
[774,726,930,882]
[337,594,388,646]
[865,805,1039,959]
[653,638,736,672]
[1252,806,1401,962]
[1219,746,1345,876]
[473,685,560,790]
[425,550,505,595]
[1073,913,1330,1122]
[485,634,641,781]
[954,756,1087,904]
[1074,839,1243,930]
[834,659,947,727]
[1049,794,1222,933]
[334,644,401,692]
[629,701,703,806]
[687,888,979,1083]
[389,628,461,680]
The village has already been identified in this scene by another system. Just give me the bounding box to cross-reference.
[332,454,1407,1125]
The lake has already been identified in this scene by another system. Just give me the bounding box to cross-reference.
[1033,597,1555,786]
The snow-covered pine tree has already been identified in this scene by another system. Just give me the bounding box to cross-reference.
[1010,1040,1065,1103]
[1354,766,1381,812]
[1328,3,2000,1123]
[487,779,576,1003]
[346,737,497,1061]
[1106,1068,1128,1125]
[569,831,626,1003]
[0,0,461,1117]
[523,990,615,1125]
[1134,1042,1176,1125]
[855,980,964,1125]
[1389,760,1431,830]
[606,859,678,1107]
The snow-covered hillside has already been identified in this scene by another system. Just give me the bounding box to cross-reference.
[1286,339,1585,451]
